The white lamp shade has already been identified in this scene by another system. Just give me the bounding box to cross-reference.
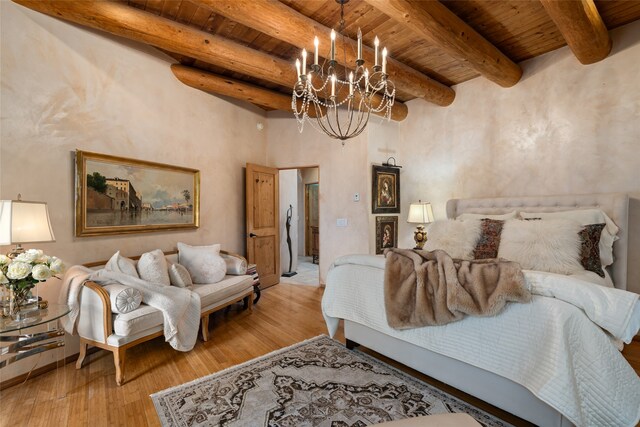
[407,202,434,224]
[0,200,56,245]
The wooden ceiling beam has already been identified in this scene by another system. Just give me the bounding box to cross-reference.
[192,0,455,106]
[364,0,522,88]
[12,0,407,121]
[539,0,611,64]
[171,64,294,112]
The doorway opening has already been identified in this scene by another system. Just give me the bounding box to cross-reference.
[278,167,320,286]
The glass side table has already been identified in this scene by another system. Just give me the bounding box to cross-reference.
[0,304,70,392]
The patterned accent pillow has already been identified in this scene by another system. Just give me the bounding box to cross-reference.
[169,263,193,288]
[579,224,606,278]
[473,219,504,259]
[137,249,171,286]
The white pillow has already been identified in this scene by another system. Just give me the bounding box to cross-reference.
[223,254,248,275]
[177,242,226,284]
[105,251,139,278]
[456,211,517,220]
[520,209,618,266]
[169,263,193,288]
[423,220,481,260]
[498,219,584,275]
[103,284,142,314]
[137,249,170,286]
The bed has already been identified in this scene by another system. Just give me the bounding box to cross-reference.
[322,193,640,427]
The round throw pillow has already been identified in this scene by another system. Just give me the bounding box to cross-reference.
[103,284,142,314]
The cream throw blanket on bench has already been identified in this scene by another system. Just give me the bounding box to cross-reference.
[60,265,201,352]
[384,249,531,329]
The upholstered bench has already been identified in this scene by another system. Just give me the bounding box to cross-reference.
[75,249,253,385]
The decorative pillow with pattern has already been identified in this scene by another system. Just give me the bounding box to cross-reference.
[473,219,504,259]
[579,223,606,278]
[137,249,171,286]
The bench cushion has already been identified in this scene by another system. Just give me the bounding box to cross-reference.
[189,275,253,308]
[113,304,163,336]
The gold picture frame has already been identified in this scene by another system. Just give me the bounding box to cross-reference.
[372,165,400,214]
[75,150,200,237]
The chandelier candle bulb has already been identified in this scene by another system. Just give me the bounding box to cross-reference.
[382,48,388,74]
[295,58,301,79]
[331,74,336,97]
[302,49,307,75]
[330,29,336,61]
[374,36,379,66]
[314,36,319,65]
[365,69,369,92]
[349,72,354,96]
[357,28,362,61]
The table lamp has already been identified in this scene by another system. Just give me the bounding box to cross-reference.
[0,195,56,258]
[407,201,434,249]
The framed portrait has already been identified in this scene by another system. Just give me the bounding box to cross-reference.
[375,216,398,255]
[75,150,200,237]
[372,165,400,214]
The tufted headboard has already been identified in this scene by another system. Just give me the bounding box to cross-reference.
[446,193,629,290]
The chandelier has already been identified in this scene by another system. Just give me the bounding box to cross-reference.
[291,0,396,143]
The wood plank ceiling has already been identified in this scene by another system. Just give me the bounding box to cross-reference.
[14,0,640,114]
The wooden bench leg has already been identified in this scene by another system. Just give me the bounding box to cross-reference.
[246,292,254,313]
[76,340,88,369]
[114,347,126,386]
[201,315,210,342]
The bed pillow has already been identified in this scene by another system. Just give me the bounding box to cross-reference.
[105,251,139,278]
[423,220,481,260]
[177,242,226,284]
[168,263,193,288]
[457,211,517,220]
[473,219,505,259]
[498,219,584,275]
[137,249,170,286]
[103,284,142,314]
[520,209,618,266]
[578,224,605,278]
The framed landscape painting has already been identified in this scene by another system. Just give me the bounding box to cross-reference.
[375,216,398,255]
[372,165,400,214]
[75,150,200,237]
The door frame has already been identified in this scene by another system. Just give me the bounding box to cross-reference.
[304,182,319,256]
[278,165,320,274]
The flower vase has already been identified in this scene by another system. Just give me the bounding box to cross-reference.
[8,286,34,320]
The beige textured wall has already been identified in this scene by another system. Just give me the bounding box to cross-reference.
[266,117,370,283]
[385,20,640,293]
[1,2,267,379]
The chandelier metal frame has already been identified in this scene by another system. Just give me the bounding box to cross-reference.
[291,0,396,143]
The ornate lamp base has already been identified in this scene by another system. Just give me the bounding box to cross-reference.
[413,225,427,249]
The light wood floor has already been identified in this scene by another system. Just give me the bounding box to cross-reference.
[1,283,638,427]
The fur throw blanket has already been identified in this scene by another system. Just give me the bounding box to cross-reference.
[384,248,531,329]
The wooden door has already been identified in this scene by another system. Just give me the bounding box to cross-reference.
[305,183,319,256]
[246,163,280,288]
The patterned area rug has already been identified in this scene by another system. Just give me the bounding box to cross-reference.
[151,336,512,427]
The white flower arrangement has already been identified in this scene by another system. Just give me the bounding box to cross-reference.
[0,249,65,307]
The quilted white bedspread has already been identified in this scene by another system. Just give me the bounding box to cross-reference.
[322,255,640,427]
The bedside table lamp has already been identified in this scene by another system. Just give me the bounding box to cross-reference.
[407,201,434,249]
[0,195,56,258]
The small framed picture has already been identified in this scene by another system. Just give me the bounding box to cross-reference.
[372,165,400,214]
[375,216,398,255]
